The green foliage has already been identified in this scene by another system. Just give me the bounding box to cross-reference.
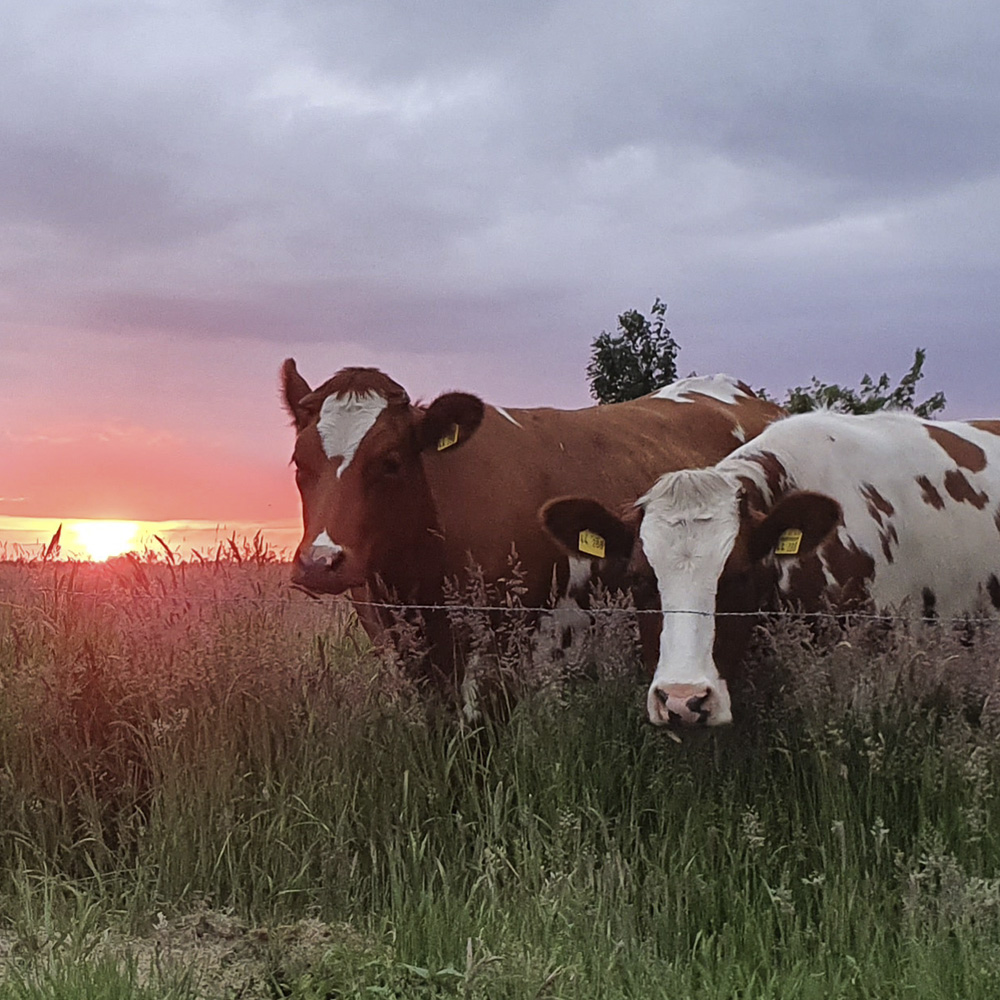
[585,296,946,423]
[587,297,679,403]
[784,348,947,417]
[3,562,1000,997]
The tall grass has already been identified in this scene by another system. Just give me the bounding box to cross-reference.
[2,555,1000,997]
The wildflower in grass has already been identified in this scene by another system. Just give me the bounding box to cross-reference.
[870,817,890,865]
[958,745,992,838]
[765,879,796,917]
[831,820,847,871]
[870,817,889,847]
[903,834,1000,932]
[740,807,766,852]
[863,733,886,774]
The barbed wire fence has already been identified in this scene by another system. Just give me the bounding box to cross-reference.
[3,586,1000,627]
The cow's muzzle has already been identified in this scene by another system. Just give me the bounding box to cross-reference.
[292,543,355,594]
[648,683,721,727]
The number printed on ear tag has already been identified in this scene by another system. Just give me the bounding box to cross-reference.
[437,424,460,451]
[578,530,606,558]
[775,528,803,556]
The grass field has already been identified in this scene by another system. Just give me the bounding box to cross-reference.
[2,551,1000,998]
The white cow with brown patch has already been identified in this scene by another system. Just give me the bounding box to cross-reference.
[543,411,1000,727]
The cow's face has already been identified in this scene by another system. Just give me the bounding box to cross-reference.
[542,473,840,727]
[282,360,484,597]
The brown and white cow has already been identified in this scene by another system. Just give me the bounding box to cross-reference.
[281,361,784,697]
[542,410,1000,727]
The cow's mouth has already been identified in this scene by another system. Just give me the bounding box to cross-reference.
[290,554,365,595]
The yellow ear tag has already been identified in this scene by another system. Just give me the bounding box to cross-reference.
[437,424,460,451]
[775,528,803,556]
[578,529,606,558]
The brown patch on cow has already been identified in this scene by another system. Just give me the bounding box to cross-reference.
[922,587,937,621]
[777,530,874,612]
[312,367,410,406]
[786,554,828,609]
[943,469,989,509]
[822,534,876,608]
[969,420,1000,437]
[915,475,945,510]
[745,451,789,501]
[987,574,1000,611]
[878,523,898,564]
[736,474,769,517]
[925,425,987,472]
[860,483,894,526]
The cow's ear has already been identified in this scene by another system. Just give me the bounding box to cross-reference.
[748,491,842,563]
[282,359,315,430]
[417,392,485,453]
[540,497,637,561]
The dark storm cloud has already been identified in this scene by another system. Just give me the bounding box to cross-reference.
[2,0,998,416]
[79,281,568,352]
[0,130,240,246]
[499,0,1000,223]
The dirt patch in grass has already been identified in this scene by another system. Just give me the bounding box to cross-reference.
[0,905,379,999]
[130,908,376,997]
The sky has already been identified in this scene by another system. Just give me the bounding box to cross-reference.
[2,0,999,556]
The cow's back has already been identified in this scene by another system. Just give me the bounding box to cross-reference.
[424,384,783,603]
[731,412,1000,618]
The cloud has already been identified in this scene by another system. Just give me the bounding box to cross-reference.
[5,0,996,333]
[2,0,999,543]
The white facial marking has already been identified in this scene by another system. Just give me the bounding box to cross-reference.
[638,469,743,725]
[652,373,750,406]
[493,405,523,428]
[311,530,343,556]
[732,422,747,443]
[317,391,389,477]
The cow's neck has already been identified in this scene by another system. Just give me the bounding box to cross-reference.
[364,470,447,607]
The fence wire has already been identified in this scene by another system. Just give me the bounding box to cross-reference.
[4,586,1000,627]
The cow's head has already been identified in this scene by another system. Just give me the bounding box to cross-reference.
[282,359,484,598]
[542,471,841,727]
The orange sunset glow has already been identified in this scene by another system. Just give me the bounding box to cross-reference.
[0,391,304,560]
[66,521,141,561]
[0,515,302,562]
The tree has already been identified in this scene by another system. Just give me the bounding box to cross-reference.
[587,298,679,404]
[782,348,946,417]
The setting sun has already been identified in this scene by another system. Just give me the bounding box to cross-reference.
[67,520,141,561]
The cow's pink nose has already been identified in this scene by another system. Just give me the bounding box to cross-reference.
[649,684,712,726]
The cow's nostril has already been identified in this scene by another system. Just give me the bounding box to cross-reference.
[686,693,709,716]
[295,547,345,577]
[655,688,669,706]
